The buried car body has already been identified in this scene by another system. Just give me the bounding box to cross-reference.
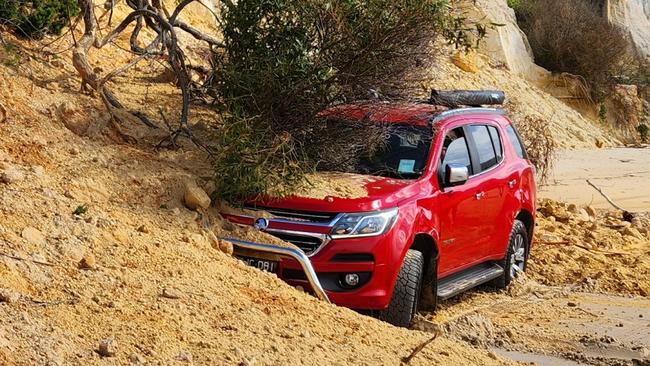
[221,101,536,327]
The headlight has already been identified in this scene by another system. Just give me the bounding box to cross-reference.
[330,208,398,239]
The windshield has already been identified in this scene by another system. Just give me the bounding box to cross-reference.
[315,123,434,179]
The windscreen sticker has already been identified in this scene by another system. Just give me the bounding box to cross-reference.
[398,159,416,174]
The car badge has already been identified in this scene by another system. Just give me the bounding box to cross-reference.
[254,218,269,231]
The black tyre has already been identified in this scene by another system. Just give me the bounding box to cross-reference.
[380,249,424,327]
[493,219,529,289]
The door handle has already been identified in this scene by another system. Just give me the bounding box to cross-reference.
[475,191,485,200]
[508,179,517,188]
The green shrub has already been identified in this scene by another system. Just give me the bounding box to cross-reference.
[0,0,79,38]
[211,0,486,201]
[514,0,631,100]
[598,102,608,124]
[638,124,649,142]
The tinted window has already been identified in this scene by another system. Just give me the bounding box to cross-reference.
[488,126,503,161]
[440,127,472,175]
[469,125,498,172]
[505,124,527,159]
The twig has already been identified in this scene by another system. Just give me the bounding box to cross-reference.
[537,241,632,256]
[0,102,7,123]
[585,179,633,219]
[0,252,55,267]
[402,333,439,364]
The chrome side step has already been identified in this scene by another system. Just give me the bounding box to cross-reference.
[437,263,504,300]
[218,237,331,304]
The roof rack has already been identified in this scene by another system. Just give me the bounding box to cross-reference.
[427,89,505,108]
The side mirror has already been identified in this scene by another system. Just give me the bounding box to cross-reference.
[445,163,469,187]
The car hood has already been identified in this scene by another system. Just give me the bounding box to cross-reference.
[250,173,429,213]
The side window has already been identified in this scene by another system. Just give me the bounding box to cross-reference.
[469,125,498,172]
[488,126,503,162]
[505,124,527,159]
[440,127,472,175]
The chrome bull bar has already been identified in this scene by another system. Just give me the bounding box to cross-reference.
[219,237,331,303]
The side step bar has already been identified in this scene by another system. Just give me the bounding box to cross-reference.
[437,263,504,300]
[219,237,331,304]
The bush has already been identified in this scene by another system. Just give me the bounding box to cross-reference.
[211,0,486,201]
[0,0,79,38]
[514,0,631,99]
[638,124,649,143]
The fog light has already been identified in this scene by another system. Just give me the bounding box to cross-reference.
[344,273,360,287]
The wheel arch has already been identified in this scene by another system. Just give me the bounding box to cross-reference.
[409,233,439,279]
[515,208,534,245]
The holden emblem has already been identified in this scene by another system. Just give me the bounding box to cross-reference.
[254,218,269,231]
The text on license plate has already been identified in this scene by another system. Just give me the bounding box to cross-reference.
[238,256,278,273]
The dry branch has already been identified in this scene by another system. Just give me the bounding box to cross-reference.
[585,179,634,221]
[0,102,7,123]
[401,333,439,364]
[73,0,219,145]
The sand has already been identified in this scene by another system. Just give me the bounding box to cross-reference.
[538,147,650,211]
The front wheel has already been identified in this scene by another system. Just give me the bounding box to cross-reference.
[493,219,529,289]
[380,249,424,327]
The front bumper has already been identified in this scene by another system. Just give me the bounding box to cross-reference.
[221,236,331,303]
[221,212,400,311]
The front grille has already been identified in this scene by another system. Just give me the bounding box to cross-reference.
[244,205,338,224]
[268,231,324,255]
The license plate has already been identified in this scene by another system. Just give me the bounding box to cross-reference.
[237,256,279,273]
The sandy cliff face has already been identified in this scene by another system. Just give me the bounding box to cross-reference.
[460,0,549,83]
[606,0,650,58]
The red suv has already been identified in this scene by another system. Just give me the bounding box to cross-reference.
[222,93,536,327]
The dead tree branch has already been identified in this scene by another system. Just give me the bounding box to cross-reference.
[586,179,634,221]
[401,333,439,364]
[73,0,220,147]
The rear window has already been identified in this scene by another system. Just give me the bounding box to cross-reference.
[505,124,527,159]
[469,125,499,172]
[488,126,503,161]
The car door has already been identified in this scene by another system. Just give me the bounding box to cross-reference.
[465,123,510,259]
[436,125,486,275]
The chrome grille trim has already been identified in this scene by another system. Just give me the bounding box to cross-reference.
[265,228,331,257]
[243,206,342,226]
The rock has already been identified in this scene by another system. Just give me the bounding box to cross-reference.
[21,227,46,246]
[567,204,578,213]
[219,239,234,256]
[538,233,561,243]
[161,287,182,299]
[0,167,24,184]
[79,254,97,270]
[451,51,479,73]
[567,301,578,307]
[622,226,644,240]
[137,225,149,234]
[0,287,20,303]
[575,209,591,222]
[183,180,211,210]
[98,338,118,357]
[128,353,144,364]
[177,351,193,362]
[56,102,89,135]
[113,229,130,244]
[585,205,597,218]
